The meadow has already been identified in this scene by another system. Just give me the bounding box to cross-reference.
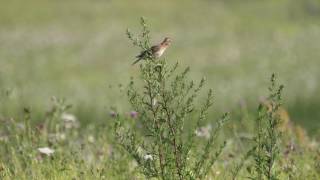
[0,0,320,179]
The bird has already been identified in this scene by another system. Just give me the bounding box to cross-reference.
[132,37,172,65]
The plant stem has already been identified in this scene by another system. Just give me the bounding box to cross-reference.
[146,78,166,178]
[159,67,183,180]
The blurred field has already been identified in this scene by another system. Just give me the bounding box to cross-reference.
[0,0,320,134]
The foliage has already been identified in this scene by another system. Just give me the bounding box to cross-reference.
[115,18,229,180]
[248,74,284,180]
[0,16,319,180]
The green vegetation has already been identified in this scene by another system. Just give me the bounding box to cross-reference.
[116,20,229,179]
[0,0,320,179]
[1,0,320,133]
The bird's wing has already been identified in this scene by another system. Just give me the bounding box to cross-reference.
[133,45,160,65]
[136,45,158,59]
[150,45,161,54]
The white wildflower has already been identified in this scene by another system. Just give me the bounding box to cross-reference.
[61,113,79,129]
[195,124,212,139]
[61,113,76,122]
[144,154,153,161]
[38,147,54,156]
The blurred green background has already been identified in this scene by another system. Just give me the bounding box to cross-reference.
[0,0,319,134]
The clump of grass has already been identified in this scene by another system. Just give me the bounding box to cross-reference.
[114,18,229,180]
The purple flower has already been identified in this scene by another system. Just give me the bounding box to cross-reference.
[130,111,138,118]
[109,111,117,118]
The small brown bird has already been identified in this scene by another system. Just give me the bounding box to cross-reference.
[132,37,172,65]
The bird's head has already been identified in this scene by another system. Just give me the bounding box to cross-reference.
[161,37,172,46]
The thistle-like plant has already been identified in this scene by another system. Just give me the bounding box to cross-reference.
[114,18,229,180]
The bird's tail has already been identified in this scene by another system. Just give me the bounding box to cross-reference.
[132,58,141,65]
